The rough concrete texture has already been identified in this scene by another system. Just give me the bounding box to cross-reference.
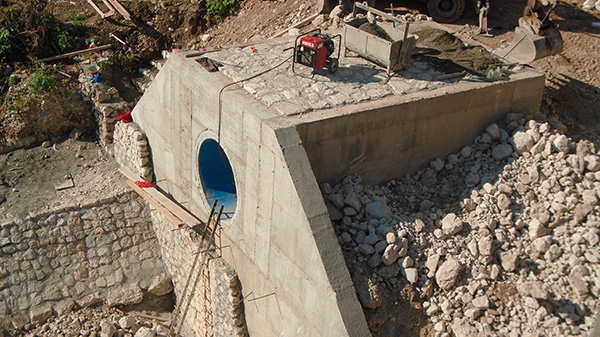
[0,191,167,322]
[134,52,369,336]
[132,25,545,336]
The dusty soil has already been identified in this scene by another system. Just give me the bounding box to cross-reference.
[461,0,600,145]
[0,138,128,221]
[414,28,504,76]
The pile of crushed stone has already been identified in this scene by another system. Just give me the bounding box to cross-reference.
[414,28,504,76]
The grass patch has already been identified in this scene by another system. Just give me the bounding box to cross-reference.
[205,0,240,23]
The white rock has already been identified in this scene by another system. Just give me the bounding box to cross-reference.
[358,243,375,255]
[401,256,414,268]
[148,276,173,296]
[427,254,441,273]
[441,213,464,235]
[403,267,418,283]
[553,134,571,153]
[451,317,478,337]
[344,191,362,211]
[119,316,136,330]
[465,307,482,320]
[492,144,513,161]
[512,131,535,153]
[486,123,501,140]
[435,258,462,290]
[478,236,493,256]
[544,244,562,261]
[431,157,444,171]
[584,155,600,171]
[517,281,549,300]
[134,327,156,337]
[366,202,392,219]
[532,236,553,253]
[490,264,500,280]
[583,229,599,245]
[472,295,490,309]
[524,296,540,309]
[500,250,518,272]
[100,320,116,337]
[434,321,445,332]
[382,243,400,265]
[582,190,598,206]
[385,232,397,244]
[467,239,479,257]
[460,146,473,158]
[528,219,547,241]
[106,283,144,307]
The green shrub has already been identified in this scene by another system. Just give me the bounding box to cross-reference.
[8,75,18,86]
[205,0,240,22]
[0,28,14,59]
[58,31,79,51]
[28,67,56,94]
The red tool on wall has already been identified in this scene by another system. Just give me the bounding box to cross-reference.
[292,29,341,78]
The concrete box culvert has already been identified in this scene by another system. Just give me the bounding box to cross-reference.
[132,26,544,336]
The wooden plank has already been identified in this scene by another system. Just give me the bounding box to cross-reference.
[126,180,183,226]
[119,167,206,226]
[100,0,116,12]
[86,0,115,18]
[108,0,131,20]
[39,45,113,63]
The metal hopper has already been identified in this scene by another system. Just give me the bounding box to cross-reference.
[342,3,416,75]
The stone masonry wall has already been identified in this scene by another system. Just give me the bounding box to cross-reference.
[150,211,248,337]
[0,191,168,326]
[113,121,153,182]
[78,64,129,149]
[209,259,249,337]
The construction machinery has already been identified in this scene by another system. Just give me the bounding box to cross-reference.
[343,2,415,75]
[292,30,342,77]
[496,0,564,63]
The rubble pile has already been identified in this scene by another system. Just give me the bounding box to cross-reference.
[19,306,170,337]
[325,114,600,336]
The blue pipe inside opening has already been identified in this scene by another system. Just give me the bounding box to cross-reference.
[198,139,237,219]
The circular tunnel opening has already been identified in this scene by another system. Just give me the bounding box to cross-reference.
[198,139,237,219]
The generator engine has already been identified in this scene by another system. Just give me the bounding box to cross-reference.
[292,31,341,77]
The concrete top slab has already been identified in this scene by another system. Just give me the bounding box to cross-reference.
[206,35,455,116]
[186,23,540,120]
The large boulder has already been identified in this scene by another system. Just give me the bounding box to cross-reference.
[511,131,534,153]
[441,213,463,236]
[435,258,462,290]
[106,283,144,307]
[366,201,392,219]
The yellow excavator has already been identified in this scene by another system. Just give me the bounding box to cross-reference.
[495,0,564,63]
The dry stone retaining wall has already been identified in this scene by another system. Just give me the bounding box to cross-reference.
[78,65,129,149]
[150,211,248,337]
[114,121,153,181]
[0,191,168,326]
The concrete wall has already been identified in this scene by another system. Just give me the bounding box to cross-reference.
[133,53,370,336]
[0,191,167,324]
[294,70,545,186]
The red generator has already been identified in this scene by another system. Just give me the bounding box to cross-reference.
[292,30,341,78]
